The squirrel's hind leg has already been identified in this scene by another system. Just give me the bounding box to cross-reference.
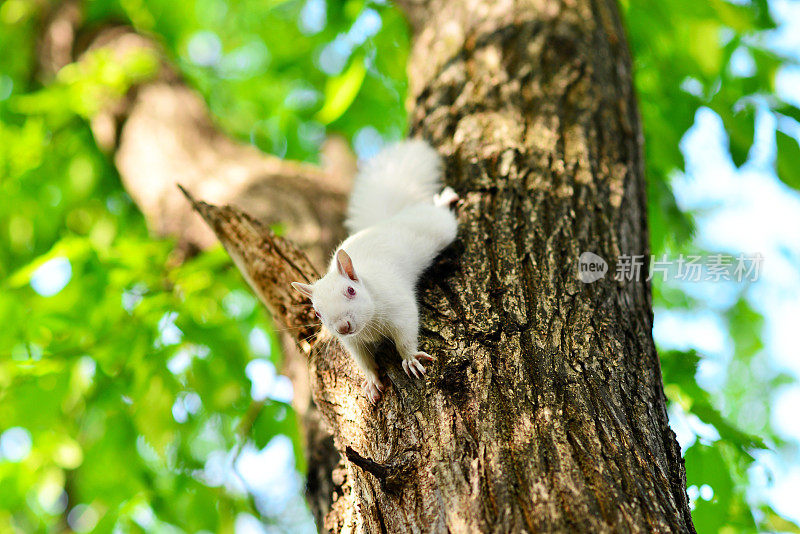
[433,186,459,208]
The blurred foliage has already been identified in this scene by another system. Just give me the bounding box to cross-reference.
[624,0,800,531]
[625,0,800,531]
[0,0,406,531]
[624,0,800,253]
[0,0,799,532]
[81,0,409,161]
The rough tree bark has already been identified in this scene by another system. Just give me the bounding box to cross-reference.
[49,0,696,531]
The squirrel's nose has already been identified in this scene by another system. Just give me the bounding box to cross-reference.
[337,321,352,335]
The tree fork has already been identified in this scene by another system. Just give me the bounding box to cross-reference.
[178,187,360,531]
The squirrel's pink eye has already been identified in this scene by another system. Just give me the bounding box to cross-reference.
[347,286,356,297]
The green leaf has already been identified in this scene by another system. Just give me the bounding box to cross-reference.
[661,350,767,452]
[775,103,800,124]
[688,21,723,77]
[775,130,800,190]
[5,237,91,288]
[759,505,800,533]
[251,401,296,449]
[709,0,756,33]
[647,173,695,254]
[716,104,756,167]
[684,443,738,533]
[316,57,367,125]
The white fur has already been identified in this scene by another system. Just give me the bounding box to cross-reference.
[296,140,458,404]
[345,139,444,234]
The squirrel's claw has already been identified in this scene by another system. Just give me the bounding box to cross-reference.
[362,377,383,404]
[403,352,432,379]
[416,351,435,363]
[362,379,386,392]
[403,359,421,379]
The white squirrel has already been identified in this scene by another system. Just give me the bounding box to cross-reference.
[291,140,458,404]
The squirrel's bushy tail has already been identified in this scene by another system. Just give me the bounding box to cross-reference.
[345,140,443,234]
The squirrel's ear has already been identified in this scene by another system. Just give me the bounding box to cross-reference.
[336,249,358,281]
[291,282,314,299]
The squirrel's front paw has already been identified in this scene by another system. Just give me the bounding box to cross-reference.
[402,352,435,379]
[361,377,385,405]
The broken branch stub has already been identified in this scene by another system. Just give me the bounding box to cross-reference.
[178,185,320,341]
[344,446,413,494]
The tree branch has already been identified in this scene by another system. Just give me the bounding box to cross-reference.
[61,22,353,267]
[178,187,366,532]
[345,446,390,478]
[344,446,412,494]
[177,185,320,335]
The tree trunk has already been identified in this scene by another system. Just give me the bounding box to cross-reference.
[55,0,695,530]
[387,0,695,530]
